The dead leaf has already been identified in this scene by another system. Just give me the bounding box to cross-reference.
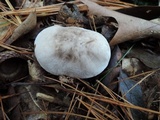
[117,6,160,20]
[118,70,146,120]
[100,45,122,93]
[80,0,160,46]
[7,86,21,120]
[5,11,37,45]
[0,18,14,43]
[126,48,160,69]
[101,17,118,41]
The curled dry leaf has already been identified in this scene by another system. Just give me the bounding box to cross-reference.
[80,0,160,46]
[5,11,37,45]
[0,50,28,83]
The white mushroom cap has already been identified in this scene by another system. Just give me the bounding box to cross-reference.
[34,25,111,78]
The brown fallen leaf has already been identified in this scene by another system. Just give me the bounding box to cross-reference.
[80,0,160,46]
[117,6,160,20]
[126,48,160,69]
[5,11,37,45]
[100,45,122,92]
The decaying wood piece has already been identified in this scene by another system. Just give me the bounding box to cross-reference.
[80,0,160,46]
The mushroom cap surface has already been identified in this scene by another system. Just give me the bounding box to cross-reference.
[34,25,111,78]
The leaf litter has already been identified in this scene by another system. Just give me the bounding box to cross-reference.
[0,0,159,120]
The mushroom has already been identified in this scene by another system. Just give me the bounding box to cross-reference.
[34,25,111,78]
